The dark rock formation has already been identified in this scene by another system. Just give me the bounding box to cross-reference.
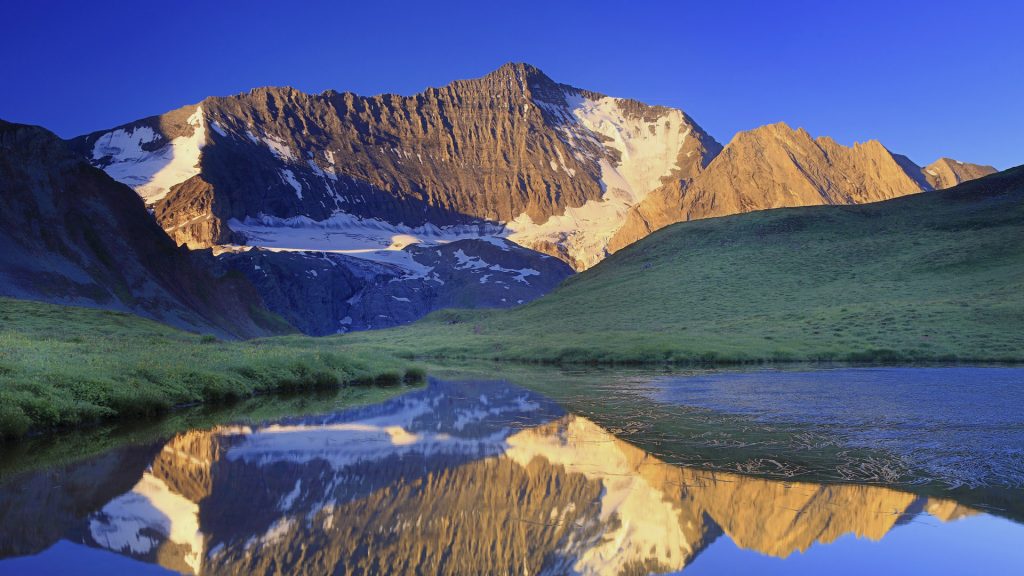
[203,237,573,335]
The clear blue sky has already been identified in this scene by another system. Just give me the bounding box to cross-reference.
[3,0,1021,169]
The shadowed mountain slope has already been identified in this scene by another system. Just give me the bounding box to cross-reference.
[0,120,289,338]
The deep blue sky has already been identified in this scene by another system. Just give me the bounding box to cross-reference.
[3,0,1021,168]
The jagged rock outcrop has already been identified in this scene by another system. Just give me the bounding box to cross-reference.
[0,120,289,338]
[608,123,997,251]
[201,237,572,335]
[155,175,243,247]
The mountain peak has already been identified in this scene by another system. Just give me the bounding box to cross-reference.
[739,122,814,142]
[923,157,997,190]
[732,121,805,145]
[486,61,550,80]
[452,62,566,106]
[762,121,797,132]
[0,119,71,159]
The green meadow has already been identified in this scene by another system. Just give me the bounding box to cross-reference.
[0,298,423,439]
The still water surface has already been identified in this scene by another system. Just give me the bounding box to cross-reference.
[0,367,1021,575]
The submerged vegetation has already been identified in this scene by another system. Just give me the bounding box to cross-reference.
[343,168,1024,364]
[0,298,424,439]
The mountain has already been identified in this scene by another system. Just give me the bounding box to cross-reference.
[68,63,722,270]
[347,166,1024,362]
[69,63,992,273]
[0,120,288,338]
[608,122,998,250]
[57,64,997,337]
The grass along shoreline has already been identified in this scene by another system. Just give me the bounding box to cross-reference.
[0,298,424,440]
[0,383,418,481]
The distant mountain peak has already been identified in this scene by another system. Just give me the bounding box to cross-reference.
[923,157,997,190]
[607,121,994,251]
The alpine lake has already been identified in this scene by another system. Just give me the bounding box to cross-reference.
[1,365,1022,575]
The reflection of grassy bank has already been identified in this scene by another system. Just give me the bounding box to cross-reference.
[343,169,1024,364]
[428,362,903,480]
[0,298,424,439]
[426,361,1024,522]
[0,383,419,481]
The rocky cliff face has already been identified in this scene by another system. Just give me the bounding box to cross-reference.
[0,120,289,338]
[608,122,997,250]
[69,63,722,270]
[202,237,572,335]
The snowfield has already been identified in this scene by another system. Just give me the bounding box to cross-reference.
[228,213,505,275]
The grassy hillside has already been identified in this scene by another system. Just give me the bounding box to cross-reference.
[344,166,1024,363]
[0,299,423,439]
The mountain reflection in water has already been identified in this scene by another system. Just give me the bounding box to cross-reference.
[0,378,1017,575]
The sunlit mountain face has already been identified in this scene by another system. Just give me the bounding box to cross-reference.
[0,379,1017,576]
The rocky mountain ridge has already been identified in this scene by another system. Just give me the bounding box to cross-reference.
[69,63,723,269]
[71,63,994,272]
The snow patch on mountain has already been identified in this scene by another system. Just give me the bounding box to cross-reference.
[280,169,303,198]
[506,192,636,270]
[567,94,689,201]
[90,107,208,204]
[228,212,502,274]
[478,236,513,251]
[506,93,694,268]
[261,134,296,161]
[210,121,228,137]
[453,249,490,270]
[453,249,541,284]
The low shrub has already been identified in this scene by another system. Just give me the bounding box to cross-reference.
[403,367,427,383]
